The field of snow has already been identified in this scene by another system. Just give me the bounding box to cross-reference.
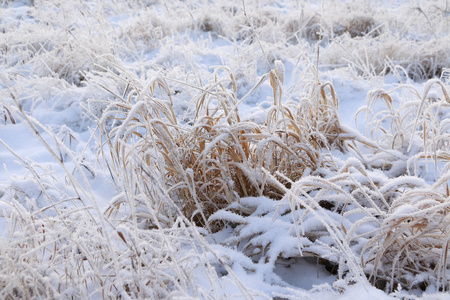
[1,0,450,298]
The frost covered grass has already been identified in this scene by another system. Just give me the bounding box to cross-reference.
[98,61,344,229]
[1,0,450,298]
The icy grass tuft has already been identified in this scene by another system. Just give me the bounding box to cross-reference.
[1,0,450,298]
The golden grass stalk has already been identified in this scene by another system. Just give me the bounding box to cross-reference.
[98,63,343,227]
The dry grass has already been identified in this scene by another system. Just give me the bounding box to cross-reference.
[94,43,450,291]
[362,182,450,291]
[347,79,450,290]
[98,61,346,228]
[2,0,450,297]
[201,76,450,291]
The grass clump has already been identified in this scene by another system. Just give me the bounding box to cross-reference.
[362,183,450,291]
[97,61,344,228]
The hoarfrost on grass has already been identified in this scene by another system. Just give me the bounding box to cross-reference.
[1,0,450,298]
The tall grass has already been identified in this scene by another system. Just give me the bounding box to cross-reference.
[1,0,450,298]
[97,60,347,228]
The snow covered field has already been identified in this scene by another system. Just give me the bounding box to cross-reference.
[1,0,450,298]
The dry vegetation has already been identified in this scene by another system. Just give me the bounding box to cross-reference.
[98,60,450,292]
[99,62,345,228]
[1,0,450,298]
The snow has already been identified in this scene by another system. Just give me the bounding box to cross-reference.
[1,0,450,298]
[274,257,337,290]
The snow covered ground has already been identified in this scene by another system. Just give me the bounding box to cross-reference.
[1,0,450,298]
